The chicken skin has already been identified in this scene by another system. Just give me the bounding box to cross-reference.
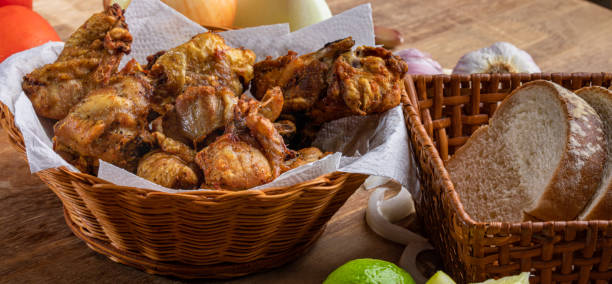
[137,151,200,189]
[53,66,152,173]
[147,32,255,114]
[195,96,293,190]
[311,46,409,123]
[23,4,132,120]
[283,147,329,171]
[251,37,354,113]
[137,132,201,189]
[174,86,237,145]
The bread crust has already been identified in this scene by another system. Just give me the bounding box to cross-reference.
[575,86,612,220]
[520,82,606,221]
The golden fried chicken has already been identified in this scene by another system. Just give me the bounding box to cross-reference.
[310,46,409,123]
[257,86,283,121]
[23,4,132,120]
[147,32,255,114]
[283,147,329,171]
[136,132,200,189]
[195,96,293,190]
[274,120,296,141]
[137,151,200,189]
[251,37,354,113]
[53,66,152,173]
[173,86,237,145]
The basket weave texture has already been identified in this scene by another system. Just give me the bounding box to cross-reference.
[404,73,612,284]
[0,103,367,279]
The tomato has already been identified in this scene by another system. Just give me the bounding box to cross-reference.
[0,0,32,9]
[0,5,60,63]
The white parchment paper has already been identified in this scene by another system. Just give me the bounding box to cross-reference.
[0,0,415,194]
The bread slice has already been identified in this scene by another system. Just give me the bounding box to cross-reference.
[447,80,606,222]
[575,86,612,220]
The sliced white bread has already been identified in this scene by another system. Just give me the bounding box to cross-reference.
[575,86,612,220]
[447,80,606,222]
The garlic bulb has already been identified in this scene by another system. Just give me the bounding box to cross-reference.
[452,42,540,74]
[395,48,444,75]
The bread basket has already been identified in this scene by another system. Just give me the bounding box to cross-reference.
[403,73,612,283]
[0,102,367,278]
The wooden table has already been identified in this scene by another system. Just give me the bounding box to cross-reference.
[2,0,612,283]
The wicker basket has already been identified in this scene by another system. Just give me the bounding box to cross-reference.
[403,73,612,283]
[0,103,367,278]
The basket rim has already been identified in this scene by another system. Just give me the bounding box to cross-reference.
[405,72,612,233]
[0,101,364,198]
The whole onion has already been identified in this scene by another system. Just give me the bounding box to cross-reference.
[395,48,444,75]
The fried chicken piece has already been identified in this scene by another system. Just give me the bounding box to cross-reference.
[195,96,293,190]
[258,86,284,121]
[53,69,152,173]
[147,32,255,114]
[251,37,354,113]
[174,86,237,145]
[137,151,200,189]
[274,120,296,141]
[310,46,409,123]
[23,4,132,120]
[152,131,196,163]
[283,147,329,171]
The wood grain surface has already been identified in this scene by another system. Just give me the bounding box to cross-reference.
[2,0,612,283]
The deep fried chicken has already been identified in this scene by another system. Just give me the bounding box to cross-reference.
[310,46,409,123]
[195,96,293,190]
[251,37,354,113]
[137,151,200,189]
[147,32,255,114]
[283,147,329,171]
[136,132,200,189]
[173,86,237,145]
[23,4,132,119]
[53,64,152,173]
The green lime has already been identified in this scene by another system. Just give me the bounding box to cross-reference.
[426,271,456,284]
[323,258,416,284]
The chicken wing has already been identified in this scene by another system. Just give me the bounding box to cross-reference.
[53,67,152,173]
[310,46,409,123]
[147,32,255,114]
[195,96,293,190]
[251,37,354,113]
[22,4,132,119]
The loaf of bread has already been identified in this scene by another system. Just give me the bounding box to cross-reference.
[575,87,612,220]
[447,80,606,222]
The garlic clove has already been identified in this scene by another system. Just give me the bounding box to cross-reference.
[374,26,404,49]
[452,42,541,74]
[395,48,444,75]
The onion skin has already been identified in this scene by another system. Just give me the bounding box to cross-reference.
[395,48,444,75]
[103,0,131,10]
[161,0,237,28]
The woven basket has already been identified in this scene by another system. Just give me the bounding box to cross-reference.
[403,73,612,284]
[0,102,367,278]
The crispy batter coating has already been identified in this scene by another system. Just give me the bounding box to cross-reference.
[195,96,293,190]
[147,32,255,114]
[258,86,283,121]
[311,46,409,123]
[283,147,328,171]
[251,37,354,112]
[53,69,152,173]
[174,86,237,145]
[23,4,132,119]
[152,131,196,163]
[274,120,296,141]
[196,135,273,190]
[137,151,199,189]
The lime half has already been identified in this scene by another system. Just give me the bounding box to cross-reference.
[324,258,416,284]
[426,271,456,284]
